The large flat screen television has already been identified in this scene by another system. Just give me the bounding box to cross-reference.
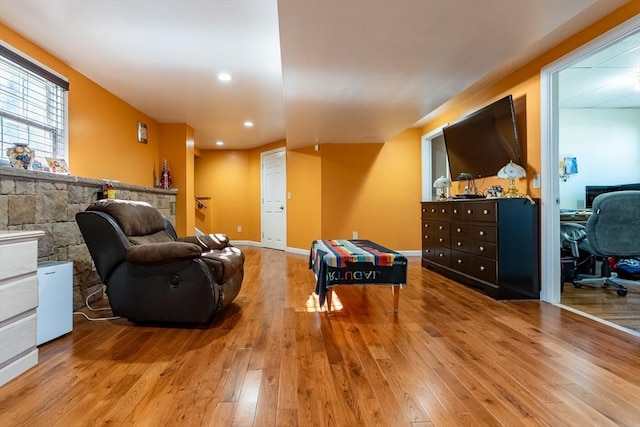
[443,95,521,181]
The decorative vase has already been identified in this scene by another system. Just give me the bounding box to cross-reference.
[6,143,35,169]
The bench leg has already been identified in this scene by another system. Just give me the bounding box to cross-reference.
[393,285,401,313]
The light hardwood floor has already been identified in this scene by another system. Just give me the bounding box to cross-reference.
[1,247,639,426]
[561,280,640,333]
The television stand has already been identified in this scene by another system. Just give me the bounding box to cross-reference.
[453,194,485,199]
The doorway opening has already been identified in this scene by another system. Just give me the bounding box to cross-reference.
[540,15,640,334]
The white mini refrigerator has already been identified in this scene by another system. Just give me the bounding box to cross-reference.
[37,261,73,345]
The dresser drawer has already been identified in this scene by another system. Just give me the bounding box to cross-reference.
[423,202,450,219]
[422,246,436,261]
[0,313,37,366]
[471,241,497,260]
[461,201,498,222]
[451,237,471,253]
[472,225,497,243]
[434,247,451,267]
[472,257,498,284]
[0,240,38,280]
[0,274,38,323]
[451,249,474,275]
[451,222,471,239]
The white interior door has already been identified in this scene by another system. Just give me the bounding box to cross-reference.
[261,148,286,250]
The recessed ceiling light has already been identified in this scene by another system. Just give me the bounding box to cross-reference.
[244,121,254,127]
[216,141,224,146]
[217,73,232,82]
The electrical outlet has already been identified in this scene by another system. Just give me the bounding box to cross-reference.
[237,225,242,233]
[533,173,541,189]
[352,231,358,239]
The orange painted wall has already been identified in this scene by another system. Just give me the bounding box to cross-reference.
[320,129,422,250]
[193,149,252,240]
[1,23,161,187]
[159,124,195,236]
[287,145,322,249]
[419,3,638,199]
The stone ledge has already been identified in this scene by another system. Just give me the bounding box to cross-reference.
[0,165,178,196]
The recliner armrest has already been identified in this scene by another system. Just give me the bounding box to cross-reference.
[125,242,203,265]
[177,233,230,250]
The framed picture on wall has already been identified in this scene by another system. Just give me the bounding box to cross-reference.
[137,121,148,143]
[46,157,70,174]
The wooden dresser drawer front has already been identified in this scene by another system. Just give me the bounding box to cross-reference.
[452,237,471,253]
[472,225,497,243]
[451,250,474,275]
[422,247,436,261]
[422,231,434,245]
[0,240,38,281]
[473,257,498,284]
[463,202,498,222]
[423,203,449,219]
[434,247,451,267]
[0,314,37,366]
[471,241,497,259]
[451,222,471,238]
[435,233,450,247]
[0,275,38,323]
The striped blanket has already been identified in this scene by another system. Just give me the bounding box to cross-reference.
[309,239,407,305]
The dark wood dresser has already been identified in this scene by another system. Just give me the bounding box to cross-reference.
[421,198,540,299]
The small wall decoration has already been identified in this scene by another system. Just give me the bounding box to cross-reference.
[160,159,172,189]
[46,157,70,174]
[137,121,148,143]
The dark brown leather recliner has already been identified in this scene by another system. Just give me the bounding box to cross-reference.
[76,199,244,323]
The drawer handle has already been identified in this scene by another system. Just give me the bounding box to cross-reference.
[483,209,489,215]
[441,208,446,213]
[438,253,444,258]
[479,246,485,251]
[431,208,436,213]
[457,228,462,232]
[467,209,472,214]
[457,259,463,264]
[422,208,425,212]
[438,238,444,242]
[438,225,444,230]
[425,235,430,239]
[479,231,485,236]
[425,224,430,228]
[480,266,486,271]
[453,209,458,214]
[425,249,431,253]
[457,241,462,246]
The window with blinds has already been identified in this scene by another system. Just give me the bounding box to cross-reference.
[0,45,69,165]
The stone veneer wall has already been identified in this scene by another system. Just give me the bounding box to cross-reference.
[0,166,177,310]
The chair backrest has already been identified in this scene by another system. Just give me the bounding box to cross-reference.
[76,199,175,283]
[586,190,640,256]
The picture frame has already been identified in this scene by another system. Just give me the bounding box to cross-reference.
[137,121,148,143]
[45,157,70,174]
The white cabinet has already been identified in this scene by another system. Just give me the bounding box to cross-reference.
[37,261,73,345]
[0,230,44,387]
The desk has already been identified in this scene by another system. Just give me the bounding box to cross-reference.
[309,239,407,313]
[560,210,592,223]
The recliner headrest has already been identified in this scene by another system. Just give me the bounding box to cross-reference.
[86,199,166,237]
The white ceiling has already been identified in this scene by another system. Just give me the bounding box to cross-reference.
[0,0,633,150]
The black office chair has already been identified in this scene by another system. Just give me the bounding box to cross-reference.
[561,190,640,296]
